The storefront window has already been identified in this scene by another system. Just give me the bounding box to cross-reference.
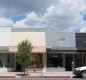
[74,54,82,68]
[47,54,62,68]
[83,54,86,66]
[29,54,43,68]
[0,53,15,68]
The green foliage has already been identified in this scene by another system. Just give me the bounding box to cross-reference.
[16,40,34,73]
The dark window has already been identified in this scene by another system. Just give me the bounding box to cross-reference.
[47,54,62,68]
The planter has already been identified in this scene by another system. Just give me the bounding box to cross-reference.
[0,68,15,72]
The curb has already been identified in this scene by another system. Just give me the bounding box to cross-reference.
[0,76,16,78]
[22,76,70,78]
[0,76,70,78]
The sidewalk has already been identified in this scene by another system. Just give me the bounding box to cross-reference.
[0,71,72,78]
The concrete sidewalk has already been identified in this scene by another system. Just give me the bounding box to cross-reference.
[0,71,72,78]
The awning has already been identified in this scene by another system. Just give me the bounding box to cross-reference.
[47,47,77,54]
[0,46,9,53]
[0,46,8,50]
[77,47,86,50]
[47,50,76,54]
[9,46,46,53]
[50,47,77,50]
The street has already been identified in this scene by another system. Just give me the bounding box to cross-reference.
[0,78,86,80]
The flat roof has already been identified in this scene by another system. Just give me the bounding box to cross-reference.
[0,28,11,32]
[11,28,44,32]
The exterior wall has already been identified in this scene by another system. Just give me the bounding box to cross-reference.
[0,28,46,53]
[9,32,46,53]
[0,28,11,47]
[45,28,76,71]
[0,28,46,72]
[10,32,46,47]
[45,28,76,48]
[76,33,86,48]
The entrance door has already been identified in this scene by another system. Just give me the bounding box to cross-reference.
[65,54,73,71]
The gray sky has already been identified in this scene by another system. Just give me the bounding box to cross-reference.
[0,0,56,17]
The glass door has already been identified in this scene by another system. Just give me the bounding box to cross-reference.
[65,54,73,71]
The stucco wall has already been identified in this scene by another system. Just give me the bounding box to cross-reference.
[9,32,46,53]
[45,28,76,48]
[0,28,11,46]
[10,32,46,46]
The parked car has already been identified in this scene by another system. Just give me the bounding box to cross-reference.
[73,66,86,78]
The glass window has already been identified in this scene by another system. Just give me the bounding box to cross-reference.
[0,53,9,68]
[47,54,62,68]
[10,54,15,68]
[29,54,43,68]
[83,54,86,66]
[74,54,82,68]
[0,53,15,68]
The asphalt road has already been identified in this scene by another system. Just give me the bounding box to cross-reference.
[0,78,86,80]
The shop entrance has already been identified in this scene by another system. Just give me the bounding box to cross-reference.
[65,54,73,71]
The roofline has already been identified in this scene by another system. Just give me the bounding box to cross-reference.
[11,28,45,32]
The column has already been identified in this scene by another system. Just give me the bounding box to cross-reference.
[43,53,47,73]
[62,54,65,68]
[82,53,83,66]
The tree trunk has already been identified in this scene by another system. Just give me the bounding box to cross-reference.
[27,68,28,74]
[24,67,25,74]
[21,66,22,74]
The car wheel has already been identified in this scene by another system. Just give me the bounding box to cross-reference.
[81,71,86,78]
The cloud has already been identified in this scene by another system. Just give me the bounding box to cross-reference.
[0,18,13,27]
[1,0,86,32]
[11,0,86,32]
[25,12,44,26]
[14,12,45,28]
[80,28,86,32]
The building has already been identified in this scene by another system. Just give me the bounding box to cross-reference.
[0,28,86,72]
[0,28,46,72]
[45,28,86,72]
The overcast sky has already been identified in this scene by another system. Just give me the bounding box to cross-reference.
[0,0,86,32]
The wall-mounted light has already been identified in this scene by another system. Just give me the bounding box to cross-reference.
[84,41,86,43]
[53,55,58,58]
[59,38,65,43]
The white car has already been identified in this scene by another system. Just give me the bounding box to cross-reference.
[73,66,86,78]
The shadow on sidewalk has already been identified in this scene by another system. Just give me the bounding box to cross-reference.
[72,76,82,78]
[16,74,30,76]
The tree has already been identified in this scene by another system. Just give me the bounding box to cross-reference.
[16,40,34,74]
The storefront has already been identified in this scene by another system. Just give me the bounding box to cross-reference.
[0,46,15,72]
[0,28,86,72]
[0,28,46,72]
[9,31,46,71]
[0,53,15,72]
[47,49,86,71]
